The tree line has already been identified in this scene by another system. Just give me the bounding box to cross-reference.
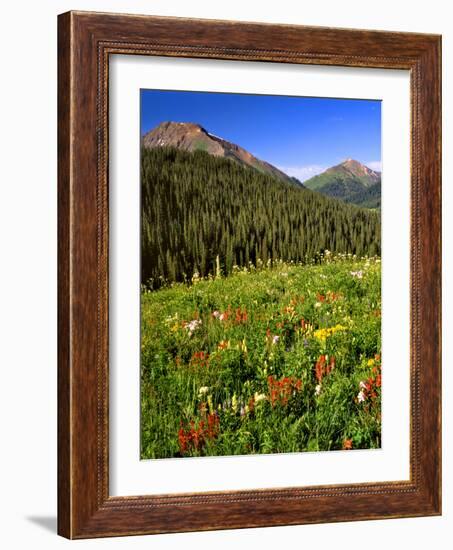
[141,147,381,288]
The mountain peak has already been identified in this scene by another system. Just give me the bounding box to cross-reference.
[342,158,360,167]
[303,158,381,208]
[142,122,301,187]
[152,120,209,135]
[327,158,380,182]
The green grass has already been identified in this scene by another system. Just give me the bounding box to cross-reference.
[140,254,381,459]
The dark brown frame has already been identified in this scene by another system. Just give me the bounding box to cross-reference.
[58,10,441,539]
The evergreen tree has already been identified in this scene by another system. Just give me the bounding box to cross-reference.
[141,147,381,288]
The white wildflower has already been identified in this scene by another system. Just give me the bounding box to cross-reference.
[357,390,366,403]
[315,384,322,396]
[272,335,280,345]
[198,386,209,396]
[254,392,267,404]
[184,319,202,334]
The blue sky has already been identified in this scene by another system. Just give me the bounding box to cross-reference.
[141,89,381,181]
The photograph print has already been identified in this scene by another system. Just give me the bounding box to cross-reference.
[140,90,382,459]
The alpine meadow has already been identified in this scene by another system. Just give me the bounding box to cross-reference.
[140,91,382,459]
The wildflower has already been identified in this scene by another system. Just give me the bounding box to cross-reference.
[198,401,208,415]
[184,319,202,335]
[315,355,336,383]
[267,375,302,407]
[207,394,214,414]
[217,340,230,350]
[357,390,366,403]
[206,412,219,438]
[350,270,364,279]
[272,335,280,345]
[343,439,353,450]
[315,384,322,396]
[198,386,209,396]
[314,302,322,308]
[326,290,342,302]
[367,358,375,367]
[313,324,346,343]
[254,392,267,404]
[234,307,248,324]
[238,339,248,353]
[190,351,210,368]
[231,393,238,413]
[212,310,221,319]
[356,363,382,404]
[178,413,220,455]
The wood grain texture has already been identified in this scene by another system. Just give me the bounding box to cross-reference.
[57,10,442,539]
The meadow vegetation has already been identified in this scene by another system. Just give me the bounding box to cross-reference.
[140,253,381,459]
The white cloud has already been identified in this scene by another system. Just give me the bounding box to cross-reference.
[278,164,327,182]
[364,160,382,172]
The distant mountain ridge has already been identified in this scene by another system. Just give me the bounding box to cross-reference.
[142,121,302,187]
[303,159,381,209]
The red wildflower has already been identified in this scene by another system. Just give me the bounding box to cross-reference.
[190,351,210,368]
[315,355,335,383]
[343,439,353,450]
[326,291,342,302]
[267,375,303,407]
[178,413,220,455]
[356,363,382,405]
[234,307,248,324]
[248,396,255,413]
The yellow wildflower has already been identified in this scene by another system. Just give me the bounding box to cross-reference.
[231,393,238,413]
[313,324,347,343]
[207,395,214,414]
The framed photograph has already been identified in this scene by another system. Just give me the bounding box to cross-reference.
[58,11,441,538]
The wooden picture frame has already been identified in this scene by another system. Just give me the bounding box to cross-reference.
[58,10,441,539]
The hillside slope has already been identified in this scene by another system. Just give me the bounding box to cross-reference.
[304,159,381,208]
[141,147,381,287]
[142,121,302,187]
